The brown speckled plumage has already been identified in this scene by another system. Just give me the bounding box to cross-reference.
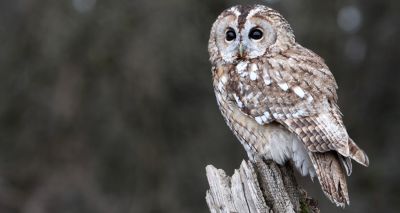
[209,5,369,207]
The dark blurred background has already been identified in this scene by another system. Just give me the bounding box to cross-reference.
[0,0,399,212]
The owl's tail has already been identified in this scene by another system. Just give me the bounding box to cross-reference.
[308,151,349,207]
[348,138,369,167]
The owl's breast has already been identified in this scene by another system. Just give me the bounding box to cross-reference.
[223,61,274,122]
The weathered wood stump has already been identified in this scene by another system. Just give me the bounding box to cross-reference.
[205,159,319,213]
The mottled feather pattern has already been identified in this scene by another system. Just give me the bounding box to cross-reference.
[225,49,351,155]
[209,4,369,207]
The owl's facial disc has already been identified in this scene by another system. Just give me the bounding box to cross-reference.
[215,16,277,62]
[210,5,284,63]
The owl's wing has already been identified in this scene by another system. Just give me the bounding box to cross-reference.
[228,44,367,164]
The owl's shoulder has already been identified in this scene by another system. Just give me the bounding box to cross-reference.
[265,44,339,102]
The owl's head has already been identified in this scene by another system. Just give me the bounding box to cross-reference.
[209,5,295,64]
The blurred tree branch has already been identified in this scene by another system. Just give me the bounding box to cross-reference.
[205,160,319,213]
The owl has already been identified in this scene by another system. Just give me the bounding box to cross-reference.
[208,5,369,207]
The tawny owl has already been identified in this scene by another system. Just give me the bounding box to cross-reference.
[208,5,369,207]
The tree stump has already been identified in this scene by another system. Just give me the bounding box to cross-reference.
[205,159,319,213]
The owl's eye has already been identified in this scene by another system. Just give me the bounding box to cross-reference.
[249,28,263,40]
[225,28,236,42]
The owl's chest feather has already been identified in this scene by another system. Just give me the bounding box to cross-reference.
[228,61,269,94]
[219,61,274,120]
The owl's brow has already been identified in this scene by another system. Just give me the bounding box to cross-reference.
[221,11,237,18]
[251,13,271,22]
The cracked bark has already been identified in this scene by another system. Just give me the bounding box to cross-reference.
[205,159,319,213]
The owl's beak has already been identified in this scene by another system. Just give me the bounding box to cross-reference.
[238,43,244,58]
